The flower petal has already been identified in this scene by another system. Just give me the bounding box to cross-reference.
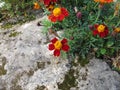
[51,0,57,2]
[44,0,50,5]
[48,44,55,50]
[57,14,65,21]
[48,14,57,22]
[105,29,109,35]
[51,37,58,43]
[94,24,99,29]
[61,38,68,44]
[61,7,69,17]
[99,29,109,38]
[99,32,105,38]
[62,44,70,52]
[54,49,60,56]
[93,30,98,36]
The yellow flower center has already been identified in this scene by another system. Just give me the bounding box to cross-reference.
[97,25,105,32]
[53,8,61,17]
[54,40,62,50]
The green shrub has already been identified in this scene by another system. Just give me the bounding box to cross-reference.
[41,0,120,61]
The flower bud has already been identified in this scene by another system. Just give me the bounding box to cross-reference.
[88,25,94,30]
[76,11,82,19]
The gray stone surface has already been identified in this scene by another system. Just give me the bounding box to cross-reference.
[75,59,120,90]
[0,17,69,90]
[0,17,120,90]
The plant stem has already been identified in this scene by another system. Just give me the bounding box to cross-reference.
[76,0,77,5]
[115,20,120,27]
[94,2,99,9]
[109,14,115,22]
[94,8,101,24]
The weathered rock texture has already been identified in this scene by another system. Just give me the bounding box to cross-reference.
[75,59,120,90]
[0,17,120,90]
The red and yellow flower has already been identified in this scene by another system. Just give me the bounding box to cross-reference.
[44,0,57,6]
[48,38,70,57]
[94,0,113,3]
[92,24,109,38]
[34,2,40,10]
[48,7,69,22]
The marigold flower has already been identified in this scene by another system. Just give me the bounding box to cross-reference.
[92,24,109,38]
[48,38,70,57]
[46,4,54,11]
[34,2,40,9]
[94,0,113,3]
[44,0,57,5]
[114,27,120,33]
[48,7,69,22]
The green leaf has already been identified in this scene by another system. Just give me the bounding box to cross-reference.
[107,41,114,47]
[100,48,106,55]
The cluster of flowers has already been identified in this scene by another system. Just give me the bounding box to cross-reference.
[34,0,70,57]
[34,0,120,57]
[34,0,69,22]
[89,24,120,38]
[90,0,120,38]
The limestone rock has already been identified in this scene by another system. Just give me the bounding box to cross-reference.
[0,17,69,90]
[0,17,120,90]
[76,59,120,90]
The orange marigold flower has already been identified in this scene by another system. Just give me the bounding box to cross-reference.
[48,7,69,22]
[48,38,70,57]
[34,2,40,9]
[114,27,120,33]
[94,0,113,3]
[92,24,109,38]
